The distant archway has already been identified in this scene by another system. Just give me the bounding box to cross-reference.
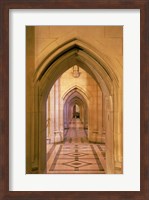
[63,87,88,130]
[73,104,80,118]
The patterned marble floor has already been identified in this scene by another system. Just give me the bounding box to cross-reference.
[47,119,106,174]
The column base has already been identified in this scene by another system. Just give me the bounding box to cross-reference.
[54,131,63,143]
[89,131,105,143]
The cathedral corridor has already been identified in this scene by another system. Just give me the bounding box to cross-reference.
[26,26,123,174]
[47,119,106,174]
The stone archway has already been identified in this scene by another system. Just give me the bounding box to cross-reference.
[31,38,121,174]
[63,87,89,130]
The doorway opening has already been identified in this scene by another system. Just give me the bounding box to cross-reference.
[45,66,107,173]
[29,36,122,174]
[73,104,80,119]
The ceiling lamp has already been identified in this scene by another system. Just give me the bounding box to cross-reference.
[72,65,80,78]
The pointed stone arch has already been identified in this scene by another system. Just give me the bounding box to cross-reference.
[30,38,122,174]
[63,87,89,130]
[62,85,90,102]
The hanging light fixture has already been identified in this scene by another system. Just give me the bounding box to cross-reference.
[72,65,80,78]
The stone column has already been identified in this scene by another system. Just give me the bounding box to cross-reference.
[114,88,123,173]
[54,79,59,131]
[88,96,97,142]
[89,85,100,143]
[59,78,64,140]
[54,79,63,143]
[102,95,106,134]
[105,96,114,173]
[46,99,48,138]
[96,86,104,143]
[50,86,55,143]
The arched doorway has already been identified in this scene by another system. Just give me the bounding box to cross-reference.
[63,87,89,130]
[32,38,121,174]
[73,104,80,118]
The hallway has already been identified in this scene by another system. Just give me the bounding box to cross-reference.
[47,119,106,174]
[26,26,123,174]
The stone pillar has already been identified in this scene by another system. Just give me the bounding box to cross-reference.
[102,94,106,135]
[96,86,104,143]
[80,105,84,124]
[105,96,114,173]
[46,99,49,144]
[47,95,50,139]
[53,79,63,143]
[88,85,103,143]
[49,86,55,143]
[88,96,97,142]
[59,78,64,140]
[26,26,39,173]
[63,104,67,129]
[114,88,123,173]
[46,95,51,143]
[54,79,59,130]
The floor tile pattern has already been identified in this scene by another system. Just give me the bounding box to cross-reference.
[47,119,106,174]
